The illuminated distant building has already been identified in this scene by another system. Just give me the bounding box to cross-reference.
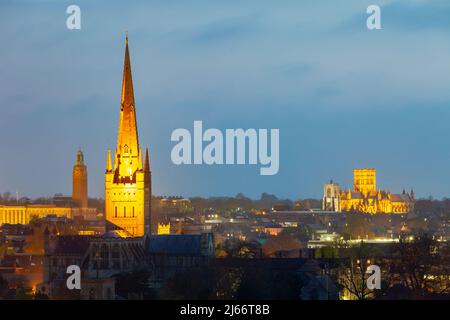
[0,205,97,225]
[157,223,171,235]
[104,36,151,237]
[340,168,414,214]
[72,149,88,208]
[158,197,193,214]
[322,180,341,212]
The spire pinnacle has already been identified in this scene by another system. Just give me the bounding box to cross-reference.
[144,146,150,172]
[120,33,135,109]
[106,148,112,172]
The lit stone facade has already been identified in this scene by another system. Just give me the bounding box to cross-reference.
[322,180,341,212]
[0,205,97,225]
[340,168,414,214]
[157,223,171,235]
[104,37,151,237]
[353,168,376,197]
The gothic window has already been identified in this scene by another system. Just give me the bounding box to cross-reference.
[115,206,118,218]
[91,244,98,269]
[100,244,109,269]
[124,145,129,154]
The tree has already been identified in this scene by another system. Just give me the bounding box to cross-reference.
[344,213,375,239]
[338,242,379,300]
[386,234,449,298]
[223,239,261,259]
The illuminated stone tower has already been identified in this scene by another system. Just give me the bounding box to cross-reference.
[353,168,376,197]
[322,180,341,212]
[72,149,88,208]
[104,36,151,237]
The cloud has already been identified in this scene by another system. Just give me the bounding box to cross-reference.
[383,0,450,31]
[190,17,258,45]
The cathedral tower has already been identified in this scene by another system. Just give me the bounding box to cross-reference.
[72,149,88,208]
[353,168,376,197]
[104,36,151,237]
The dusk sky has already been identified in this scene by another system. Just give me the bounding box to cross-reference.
[1,0,450,200]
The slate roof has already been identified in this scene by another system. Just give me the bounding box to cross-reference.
[147,234,204,256]
[390,194,413,202]
[53,236,91,255]
[350,192,364,199]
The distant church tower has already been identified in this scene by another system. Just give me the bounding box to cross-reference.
[104,36,151,237]
[72,149,88,208]
[322,180,341,212]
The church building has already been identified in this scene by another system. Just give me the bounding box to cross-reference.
[339,168,414,214]
[104,36,151,237]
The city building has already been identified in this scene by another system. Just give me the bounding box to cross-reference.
[0,148,98,226]
[0,205,97,225]
[322,180,341,212]
[41,230,215,298]
[72,149,88,208]
[104,36,151,237]
[157,223,171,235]
[158,197,193,214]
[340,168,414,214]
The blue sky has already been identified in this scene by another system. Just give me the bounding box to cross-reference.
[1,0,450,199]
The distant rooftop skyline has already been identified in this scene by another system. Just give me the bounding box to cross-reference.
[1,0,450,200]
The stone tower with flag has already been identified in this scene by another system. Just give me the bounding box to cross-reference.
[104,36,151,237]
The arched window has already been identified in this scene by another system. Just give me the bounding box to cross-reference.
[91,244,98,270]
[100,244,109,269]
[114,206,118,218]
[124,207,126,217]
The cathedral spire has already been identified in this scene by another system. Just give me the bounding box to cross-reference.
[104,36,151,238]
[116,34,139,159]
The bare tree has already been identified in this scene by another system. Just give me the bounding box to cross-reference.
[338,242,379,300]
[387,234,449,297]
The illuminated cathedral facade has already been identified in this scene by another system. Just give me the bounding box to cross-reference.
[104,36,151,237]
[323,168,414,214]
[340,168,414,214]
